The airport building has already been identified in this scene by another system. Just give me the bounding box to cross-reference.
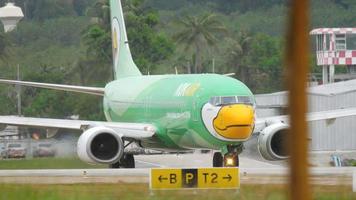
[255,79,356,151]
[0,126,22,140]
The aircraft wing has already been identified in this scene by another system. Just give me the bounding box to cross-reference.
[0,79,156,139]
[0,116,155,139]
[254,107,356,133]
[0,79,105,96]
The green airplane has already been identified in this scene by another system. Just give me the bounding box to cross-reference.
[0,0,355,168]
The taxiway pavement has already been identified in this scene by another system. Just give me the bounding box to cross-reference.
[0,154,354,185]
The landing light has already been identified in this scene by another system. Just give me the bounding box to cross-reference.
[224,155,236,167]
[226,157,234,166]
[144,126,156,133]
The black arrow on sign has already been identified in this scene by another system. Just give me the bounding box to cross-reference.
[158,175,168,182]
[223,174,232,182]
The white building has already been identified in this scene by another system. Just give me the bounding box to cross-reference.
[256,79,356,151]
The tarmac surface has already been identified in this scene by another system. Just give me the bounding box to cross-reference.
[0,153,354,185]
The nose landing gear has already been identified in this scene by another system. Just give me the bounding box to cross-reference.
[213,144,242,167]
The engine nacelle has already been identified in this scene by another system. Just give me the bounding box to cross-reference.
[258,122,289,161]
[77,126,124,164]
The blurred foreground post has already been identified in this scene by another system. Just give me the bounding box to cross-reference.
[286,0,311,200]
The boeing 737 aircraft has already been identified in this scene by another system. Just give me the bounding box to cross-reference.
[0,0,356,168]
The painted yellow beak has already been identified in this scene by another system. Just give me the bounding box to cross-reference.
[213,104,255,140]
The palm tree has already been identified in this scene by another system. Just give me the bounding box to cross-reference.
[174,13,226,73]
[226,31,252,83]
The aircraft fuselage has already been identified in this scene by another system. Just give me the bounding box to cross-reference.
[103,74,254,151]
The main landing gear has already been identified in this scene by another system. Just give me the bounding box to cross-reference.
[213,145,242,167]
[110,154,135,168]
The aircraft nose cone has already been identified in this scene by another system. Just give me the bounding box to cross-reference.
[213,104,255,140]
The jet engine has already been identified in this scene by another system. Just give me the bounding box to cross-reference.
[258,122,289,161]
[77,126,124,164]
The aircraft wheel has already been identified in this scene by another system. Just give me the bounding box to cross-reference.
[213,152,223,167]
[109,154,135,168]
[109,161,121,168]
[120,154,135,168]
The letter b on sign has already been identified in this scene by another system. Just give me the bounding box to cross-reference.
[170,173,177,184]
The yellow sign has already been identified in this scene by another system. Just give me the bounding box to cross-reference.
[150,168,239,190]
[150,169,182,189]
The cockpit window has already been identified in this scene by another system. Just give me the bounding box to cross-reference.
[222,96,236,105]
[238,96,252,104]
[209,96,254,106]
[209,97,220,105]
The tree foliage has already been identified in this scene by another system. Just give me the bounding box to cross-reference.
[174,13,226,73]
[0,31,9,61]
[123,0,174,73]
[0,0,354,118]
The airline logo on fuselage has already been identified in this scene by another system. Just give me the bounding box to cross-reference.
[174,83,201,97]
